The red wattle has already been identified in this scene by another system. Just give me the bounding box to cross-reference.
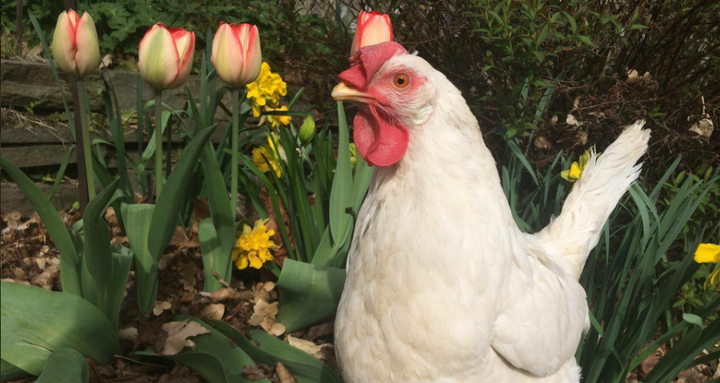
[353,107,408,167]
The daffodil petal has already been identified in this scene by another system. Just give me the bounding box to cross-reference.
[694,243,720,263]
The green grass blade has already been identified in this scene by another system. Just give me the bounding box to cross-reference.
[48,145,75,201]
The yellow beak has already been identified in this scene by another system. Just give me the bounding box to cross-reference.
[332,82,372,103]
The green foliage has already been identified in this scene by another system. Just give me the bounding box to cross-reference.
[35,348,89,383]
[0,282,120,376]
[503,143,720,382]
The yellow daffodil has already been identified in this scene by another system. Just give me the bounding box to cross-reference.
[694,243,720,290]
[232,219,277,269]
[561,149,593,182]
[694,243,720,264]
[265,105,292,128]
[246,62,287,117]
[252,146,282,178]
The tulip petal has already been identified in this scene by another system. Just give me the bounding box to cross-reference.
[51,11,78,76]
[74,12,101,78]
[351,11,393,56]
[358,14,393,48]
[237,24,262,84]
[138,23,179,91]
[168,28,195,89]
[211,22,244,87]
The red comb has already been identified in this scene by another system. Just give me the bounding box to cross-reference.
[338,42,406,90]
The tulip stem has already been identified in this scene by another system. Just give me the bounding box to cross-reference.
[231,89,240,221]
[155,90,163,198]
[77,78,95,200]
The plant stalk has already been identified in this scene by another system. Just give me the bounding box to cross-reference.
[155,90,163,198]
[231,89,239,220]
[77,78,95,200]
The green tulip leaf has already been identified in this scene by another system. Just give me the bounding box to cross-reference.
[83,178,121,291]
[212,321,343,383]
[1,359,28,382]
[0,282,120,376]
[276,259,346,333]
[199,219,234,292]
[148,125,218,262]
[34,348,89,383]
[329,102,353,248]
[121,203,157,315]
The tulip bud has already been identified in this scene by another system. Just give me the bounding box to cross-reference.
[138,23,195,91]
[350,11,393,56]
[211,22,262,88]
[51,10,101,78]
[298,116,316,144]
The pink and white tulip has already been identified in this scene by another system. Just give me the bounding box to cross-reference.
[51,10,101,78]
[350,11,393,57]
[211,22,262,88]
[138,23,195,91]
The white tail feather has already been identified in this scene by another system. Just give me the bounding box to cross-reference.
[534,120,650,279]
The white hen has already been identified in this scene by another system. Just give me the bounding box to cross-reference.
[331,42,650,383]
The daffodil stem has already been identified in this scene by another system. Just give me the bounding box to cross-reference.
[77,78,95,200]
[155,90,163,198]
[231,89,240,221]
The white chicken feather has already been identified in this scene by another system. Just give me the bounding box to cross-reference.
[332,44,650,383]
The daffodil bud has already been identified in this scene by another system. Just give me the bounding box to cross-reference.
[51,10,101,78]
[350,11,393,57]
[212,22,262,88]
[298,116,316,144]
[138,23,195,91]
[349,143,358,170]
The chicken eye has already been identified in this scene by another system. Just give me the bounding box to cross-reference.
[393,73,410,88]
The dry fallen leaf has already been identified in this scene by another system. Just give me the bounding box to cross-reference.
[689,118,713,138]
[242,365,264,380]
[276,362,298,383]
[197,303,225,322]
[32,263,60,290]
[154,300,173,316]
[566,114,582,129]
[269,322,286,337]
[160,320,210,355]
[533,136,550,149]
[201,287,252,302]
[286,336,336,369]
[118,326,138,343]
[248,299,279,326]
